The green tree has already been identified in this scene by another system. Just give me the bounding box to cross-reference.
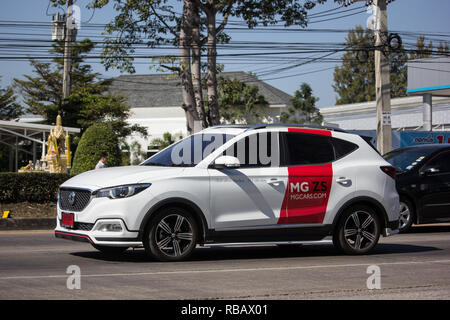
[127,140,148,165]
[280,83,322,124]
[409,36,434,60]
[333,27,449,105]
[409,35,448,60]
[14,39,104,113]
[332,26,407,104]
[58,90,146,138]
[0,77,23,171]
[150,132,184,151]
[437,42,450,56]
[0,76,22,120]
[217,76,268,124]
[13,39,146,138]
[71,122,122,175]
[83,0,342,133]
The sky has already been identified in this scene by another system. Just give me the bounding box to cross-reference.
[0,0,449,107]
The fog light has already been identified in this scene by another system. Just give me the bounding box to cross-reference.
[98,223,122,232]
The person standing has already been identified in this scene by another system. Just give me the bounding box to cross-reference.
[95,153,107,169]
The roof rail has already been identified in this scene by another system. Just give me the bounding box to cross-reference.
[245,123,347,133]
[207,124,252,129]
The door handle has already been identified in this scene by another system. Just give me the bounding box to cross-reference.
[336,177,352,186]
[266,178,283,186]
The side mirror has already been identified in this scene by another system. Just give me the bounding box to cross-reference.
[212,155,240,169]
[420,167,440,176]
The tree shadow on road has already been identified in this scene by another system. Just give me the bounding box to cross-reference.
[70,241,441,263]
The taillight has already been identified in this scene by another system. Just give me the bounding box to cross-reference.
[380,166,396,179]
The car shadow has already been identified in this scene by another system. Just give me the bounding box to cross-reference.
[70,241,440,263]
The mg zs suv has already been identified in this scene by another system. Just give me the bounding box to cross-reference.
[55,124,400,261]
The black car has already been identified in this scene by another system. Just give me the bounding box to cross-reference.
[383,144,450,232]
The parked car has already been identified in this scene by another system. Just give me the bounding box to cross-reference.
[55,124,400,261]
[383,144,450,232]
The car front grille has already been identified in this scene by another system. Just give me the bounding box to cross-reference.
[76,222,95,231]
[59,188,92,212]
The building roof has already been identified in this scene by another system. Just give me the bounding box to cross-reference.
[319,96,450,131]
[319,96,450,117]
[108,71,292,109]
[0,119,80,133]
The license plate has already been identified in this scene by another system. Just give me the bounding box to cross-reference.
[62,212,74,229]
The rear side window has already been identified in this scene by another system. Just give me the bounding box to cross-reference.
[281,132,335,166]
[332,137,358,160]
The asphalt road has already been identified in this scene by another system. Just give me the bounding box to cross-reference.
[0,225,450,300]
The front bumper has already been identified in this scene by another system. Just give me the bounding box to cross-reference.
[54,218,142,247]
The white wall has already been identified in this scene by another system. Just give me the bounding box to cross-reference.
[126,106,188,151]
[320,97,450,131]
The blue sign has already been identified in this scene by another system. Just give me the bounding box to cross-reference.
[348,130,450,149]
[399,132,450,147]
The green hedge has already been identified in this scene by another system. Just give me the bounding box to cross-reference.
[0,172,71,203]
[71,122,122,175]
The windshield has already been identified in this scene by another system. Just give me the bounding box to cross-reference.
[383,147,435,172]
[141,133,234,167]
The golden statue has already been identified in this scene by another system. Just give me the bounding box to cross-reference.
[44,114,71,173]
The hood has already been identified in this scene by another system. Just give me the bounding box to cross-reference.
[61,166,185,190]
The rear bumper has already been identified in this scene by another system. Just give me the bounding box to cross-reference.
[387,219,400,230]
[383,220,400,237]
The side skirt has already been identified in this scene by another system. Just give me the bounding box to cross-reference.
[205,225,332,244]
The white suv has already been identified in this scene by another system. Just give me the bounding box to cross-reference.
[55,124,400,261]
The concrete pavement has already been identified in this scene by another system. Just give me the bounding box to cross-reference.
[0,226,449,299]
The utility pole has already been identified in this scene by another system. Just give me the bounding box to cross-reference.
[344,0,395,154]
[374,0,392,154]
[62,0,74,100]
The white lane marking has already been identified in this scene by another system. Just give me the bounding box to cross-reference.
[1,259,450,281]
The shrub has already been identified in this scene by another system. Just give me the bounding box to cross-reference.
[71,122,122,175]
[0,172,70,203]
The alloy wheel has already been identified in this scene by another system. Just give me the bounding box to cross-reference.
[399,202,411,230]
[343,210,377,251]
[153,214,194,258]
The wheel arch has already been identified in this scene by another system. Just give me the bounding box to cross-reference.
[331,196,389,232]
[138,197,209,244]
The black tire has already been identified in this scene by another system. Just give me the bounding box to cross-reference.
[398,198,415,233]
[144,207,198,262]
[92,244,128,255]
[333,205,381,255]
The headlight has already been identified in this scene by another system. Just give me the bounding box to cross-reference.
[95,184,151,199]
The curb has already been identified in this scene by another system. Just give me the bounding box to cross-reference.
[0,218,56,230]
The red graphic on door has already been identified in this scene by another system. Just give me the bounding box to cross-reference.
[278,128,333,224]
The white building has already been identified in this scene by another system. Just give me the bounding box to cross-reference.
[320,96,450,131]
[108,72,292,151]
